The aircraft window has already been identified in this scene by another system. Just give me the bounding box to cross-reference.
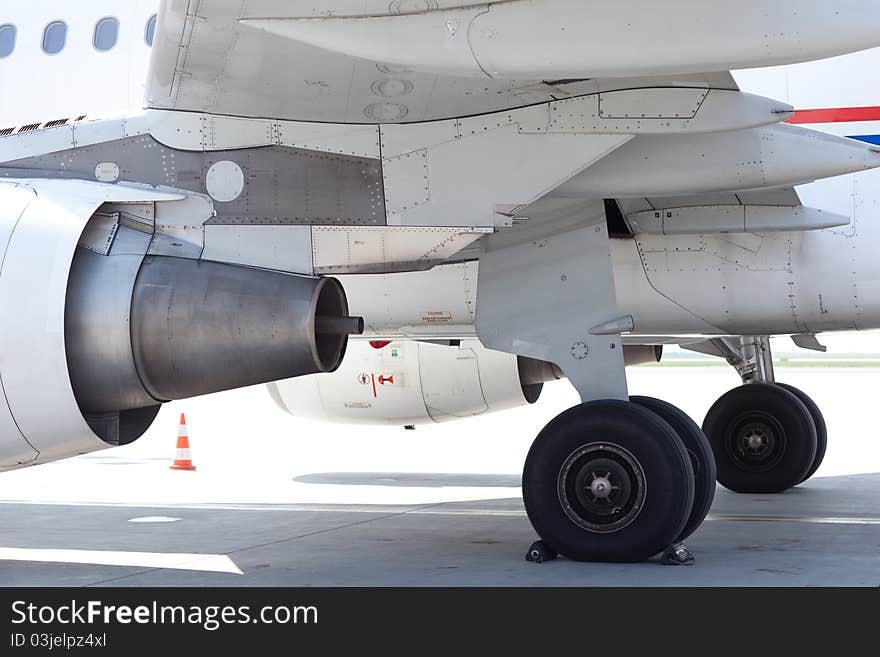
[0,24,16,58]
[42,20,67,55]
[145,14,157,46]
[93,17,119,52]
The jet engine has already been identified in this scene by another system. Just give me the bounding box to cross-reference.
[0,179,361,470]
[268,339,661,426]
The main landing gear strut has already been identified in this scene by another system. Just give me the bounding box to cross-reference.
[475,204,716,564]
[698,336,827,494]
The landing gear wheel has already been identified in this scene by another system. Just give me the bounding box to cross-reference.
[523,400,695,563]
[631,396,716,542]
[703,383,817,494]
[776,383,827,485]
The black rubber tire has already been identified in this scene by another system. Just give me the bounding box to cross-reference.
[776,383,828,485]
[702,384,817,494]
[523,400,695,563]
[631,396,716,542]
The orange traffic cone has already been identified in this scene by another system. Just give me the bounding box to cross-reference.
[170,413,197,471]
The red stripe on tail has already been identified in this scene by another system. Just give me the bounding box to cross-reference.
[787,106,880,124]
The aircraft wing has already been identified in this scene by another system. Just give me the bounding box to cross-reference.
[146,0,738,124]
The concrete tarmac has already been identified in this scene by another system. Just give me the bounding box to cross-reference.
[0,475,878,586]
[0,362,878,586]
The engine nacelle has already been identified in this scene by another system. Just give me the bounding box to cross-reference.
[268,339,538,426]
[268,340,662,426]
[0,179,360,470]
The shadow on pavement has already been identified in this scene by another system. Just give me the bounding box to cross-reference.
[293,472,521,488]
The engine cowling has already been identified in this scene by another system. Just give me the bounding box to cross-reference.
[268,339,662,426]
[268,339,537,426]
[0,179,361,471]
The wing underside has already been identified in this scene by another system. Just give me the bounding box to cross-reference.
[146,0,737,124]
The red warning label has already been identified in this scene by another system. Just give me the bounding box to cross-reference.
[367,373,399,398]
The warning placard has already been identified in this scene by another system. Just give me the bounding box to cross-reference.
[420,311,453,324]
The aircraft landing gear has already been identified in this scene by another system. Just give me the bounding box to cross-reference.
[476,210,718,563]
[631,396,716,543]
[523,400,698,563]
[696,336,827,493]
[703,383,818,493]
[776,383,828,485]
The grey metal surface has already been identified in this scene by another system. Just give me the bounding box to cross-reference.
[130,258,355,401]
[687,336,777,384]
[316,315,365,336]
[516,347,661,404]
[623,345,664,367]
[146,225,205,260]
[791,333,828,352]
[201,224,314,275]
[66,212,360,435]
[740,336,776,384]
[1,135,386,226]
[76,212,120,256]
[312,275,356,370]
[476,202,629,402]
[65,221,165,446]
[65,226,156,415]
[82,408,161,448]
[517,357,564,388]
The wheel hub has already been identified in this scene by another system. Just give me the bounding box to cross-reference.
[727,414,786,471]
[589,475,614,500]
[558,443,646,534]
[745,430,766,451]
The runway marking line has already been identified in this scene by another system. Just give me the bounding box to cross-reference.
[707,515,880,525]
[0,547,243,574]
[128,516,183,523]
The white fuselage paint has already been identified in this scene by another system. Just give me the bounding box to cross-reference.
[1,2,880,341]
[0,1,156,128]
